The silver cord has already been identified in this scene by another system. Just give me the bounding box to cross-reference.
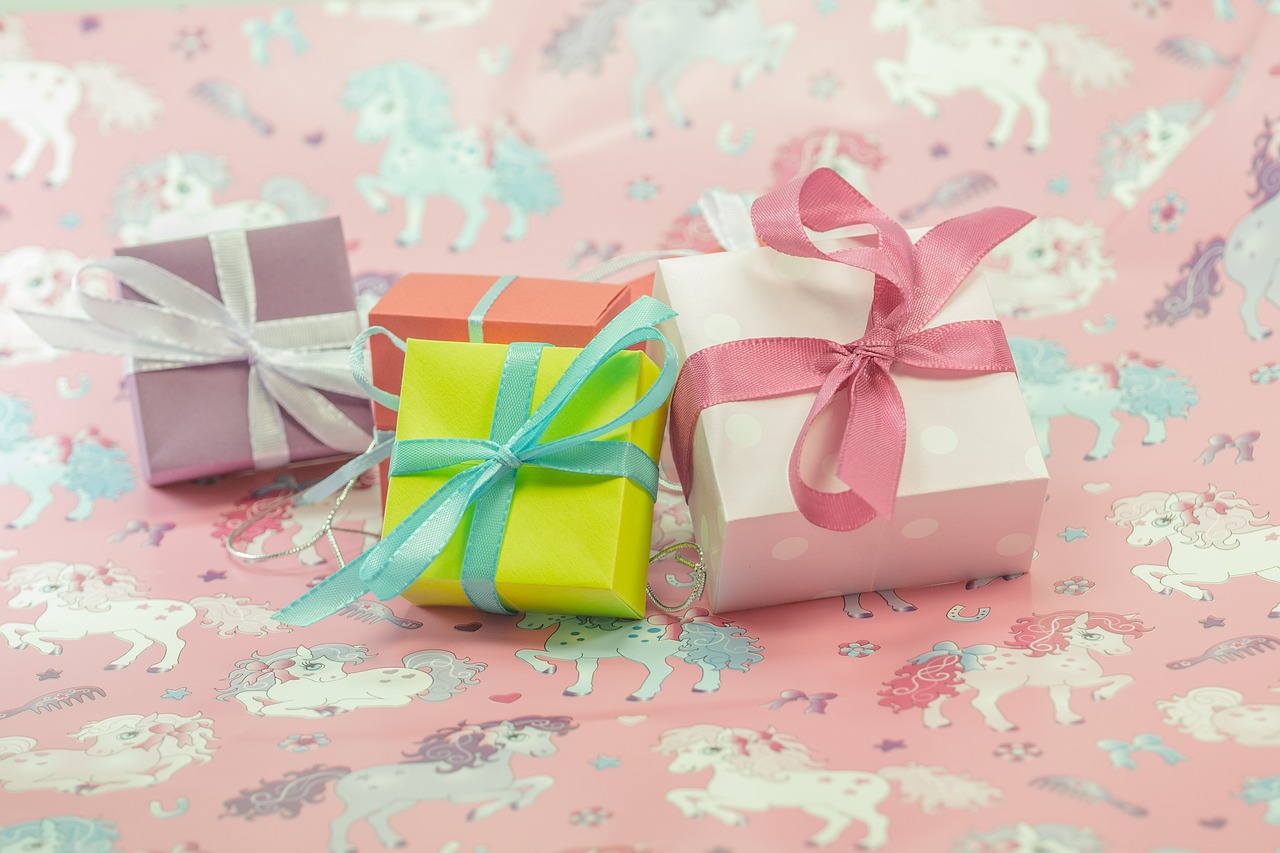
[646,541,705,612]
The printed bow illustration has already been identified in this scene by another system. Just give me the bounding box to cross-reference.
[1198,430,1259,464]
[764,689,838,714]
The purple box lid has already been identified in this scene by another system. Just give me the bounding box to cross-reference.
[116,218,373,485]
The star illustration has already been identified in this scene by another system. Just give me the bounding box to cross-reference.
[873,739,906,752]
[930,142,949,158]
[1200,615,1226,628]
[1058,527,1088,543]
[198,570,226,582]
[591,755,621,771]
[36,669,62,680]
[1266,532,1278,541]
[162,688,191,700]
[1048,176,1071,195]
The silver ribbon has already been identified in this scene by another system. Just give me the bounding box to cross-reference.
[17,230,371,470]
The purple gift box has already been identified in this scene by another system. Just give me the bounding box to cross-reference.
[116,218,373,485]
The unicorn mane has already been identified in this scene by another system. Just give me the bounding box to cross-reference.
[656,725,820,779]
[217,643,372,698]
[401,715,576,771]
[343,62,454,146]
[1249,117,1280,204]
[0,393,34,449]
[106,151,230,233]
[1108,488,1268,549]
[1007,336,1070,385]
[56,562,141,611]
[770,129,885,186]
[1005,611,1150,657]
[76,713,217,762]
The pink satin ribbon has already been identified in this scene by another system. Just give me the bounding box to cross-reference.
[669,168,1033,531]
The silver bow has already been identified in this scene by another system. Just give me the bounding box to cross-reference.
[18,230,371,470]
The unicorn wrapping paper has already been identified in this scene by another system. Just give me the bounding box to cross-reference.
[5,1,1280,851]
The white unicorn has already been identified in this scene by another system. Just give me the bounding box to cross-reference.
[1009,337,1199,460]
[343,61,561,251]
[0,245,108,365]
[544,0,796,139]
[880,612,1151,732]
[656,725,1000,849]
[951,822,1102,853]
[1097,100,1213,209]
[1239,775,1280,827]
[1,561,289,672]
[216,642,485,718]
[981,217,1116,318]
[870,0,1130,151]
[0,12,162,187]
[0,712,215,795]
[1108,487,1280,616]
[0,393,135,529]
[323,0,493,31]
[107,150,328,245]
[1158,685,1280,746]
[515,612,763,701]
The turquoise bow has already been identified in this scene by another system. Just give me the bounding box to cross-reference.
[275,296,677,626]
[1096,733,1187,770]
[910,641,996,672]
[244,9,309,66]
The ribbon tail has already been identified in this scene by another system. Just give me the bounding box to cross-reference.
[258,368,376,454]
[297,430,395,506]
[459,471,518,614]
[247,366,291,470]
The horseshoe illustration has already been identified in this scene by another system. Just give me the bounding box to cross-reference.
[715,121,754,156]
[149,796,189,818]
[478,45,510,75]
[947,604,991,622]
[1081,313,1116,335]
[55,372,91,399]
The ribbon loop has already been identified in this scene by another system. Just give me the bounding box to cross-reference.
[670,168,1033,531]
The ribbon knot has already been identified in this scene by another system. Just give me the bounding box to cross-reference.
[241,658,298,685]
[492,446,523,470]
[910,641,996,671]
[670,168,1033,531]
[138,720,205,750]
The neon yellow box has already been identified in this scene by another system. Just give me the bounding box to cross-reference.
[384,338,667,618]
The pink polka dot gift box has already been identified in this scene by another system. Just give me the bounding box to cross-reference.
[657,169,1049,612]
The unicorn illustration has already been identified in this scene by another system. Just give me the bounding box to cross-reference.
[217,642,484,717]
[1240,775,1280,826]
[769,129,886,199]
[982,217,1116,318]
[1149,117,1280,340]
[107,150,327,245]
[870,0,1130,152]
[0,246,109,365]
[879,611,1151,732]
[323,0,494,32]
[222,715,576,852]
[656,725,1000,849]
[1,561,289,671]
[1009,337,1199,460]
[1097,100,1211,209]
[0,393,135,529]
[1158,685,1280,746]
[0,817,120,852]
[0,12,162,187]
[515,612,763,701]
[343,62,560,251]
[215,471,381,566]
[951,822,1102,853]
[1107,487,1280,616]
[0,711,215,795]
[843,589,917,619]
[544,0,796,139]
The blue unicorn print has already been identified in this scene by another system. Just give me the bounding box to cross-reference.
[0,816,120,852]
[343,62,561,252]
[0,393,135,528]
[1009,337,1199,460]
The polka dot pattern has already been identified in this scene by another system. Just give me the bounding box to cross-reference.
[996,532,1033,557]
[920,425,958,454]
[901,517,939,539]
[703,313,741,343]
[773,254,812,280]
[724,412,762,446]
[771,537,809,560]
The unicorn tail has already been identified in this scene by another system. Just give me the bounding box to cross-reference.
[63,436,136,501]
[880,762,1003,811]
[1156,686,1241,742]
[72,61,164,133]
[221,765,351,820]
[492,130,562,216]
[191,594,290,638]
[676,623,765,672]
[260,176,329,223]
[543,0,634,75]
[0,736,36,758]
[877,654,969,713]
[402,649,487,702]
[1037,22,1133,94]
[1146,237,1227,327]
[1116,357,1199,419]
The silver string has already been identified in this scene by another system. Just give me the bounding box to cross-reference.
[646,541,706,612]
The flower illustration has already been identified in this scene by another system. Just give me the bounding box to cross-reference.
[1054,576,1095,596]
[569,806,612,827]
[278,733,329,752]
[809,71,841,100]
[838,641,880,658]
[1150,190,1186,234]
[1251,362,1280,384]
[626,177,659,202]
[993,742,1042,762]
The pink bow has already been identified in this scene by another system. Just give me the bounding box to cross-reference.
[764,689,837,714]
[138,720,205,750]
[647,607,729,642]
[241,658,298,685]
[1198,431,1260,465]
[68,565,115,592]
[670,168,1033,530]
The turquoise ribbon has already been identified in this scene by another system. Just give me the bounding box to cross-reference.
[468,275,519,343]
[275,296,678,626]
[910,641,996,672]
[1096,733,1187,770]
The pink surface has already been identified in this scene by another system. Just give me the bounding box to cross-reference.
[1,2,1279,852]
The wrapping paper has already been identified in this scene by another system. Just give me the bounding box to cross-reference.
[1,3,1278,851]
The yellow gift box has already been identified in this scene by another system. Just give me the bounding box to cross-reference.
[384,339,667,618]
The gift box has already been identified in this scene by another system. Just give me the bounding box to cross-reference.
[275,297,675,625]
[657,169,1049,613]
[21,218,373,485]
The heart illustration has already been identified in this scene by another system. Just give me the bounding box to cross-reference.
[617,715,648,725]
[1082,482,1112,495]
[489,693,521,704]
[303,130,325,146]
[1198,818,1226,829]
[454,622,483,632]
